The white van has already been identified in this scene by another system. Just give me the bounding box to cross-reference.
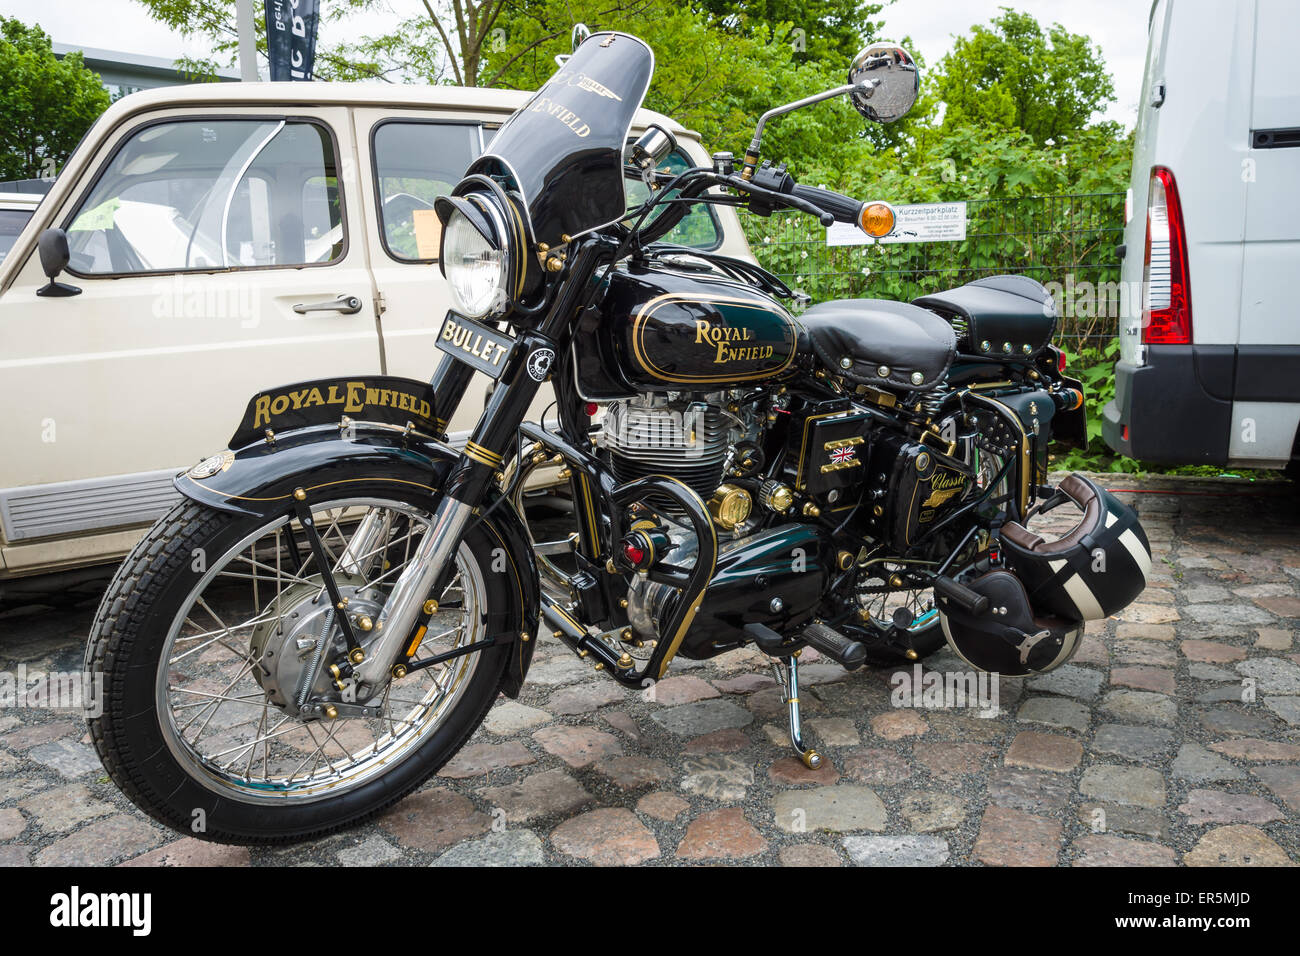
[0,83,749,590]
[1103,0,1300,467]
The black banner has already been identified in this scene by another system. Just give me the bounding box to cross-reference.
[264,0,320,81]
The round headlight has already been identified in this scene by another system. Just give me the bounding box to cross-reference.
[444,200,511,318]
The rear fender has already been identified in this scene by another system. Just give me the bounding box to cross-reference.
[175,424,540,696]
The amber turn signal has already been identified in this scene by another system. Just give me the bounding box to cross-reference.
[859,201,896,238]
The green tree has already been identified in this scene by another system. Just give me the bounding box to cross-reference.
[932,7,1114,146]
[694,0,884,61]
[485,0,880,168]
[135,0,645,87]
[134,0,452,82]
[0,18,111,181]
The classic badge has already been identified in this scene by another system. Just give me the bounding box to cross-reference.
[527,348,556,382]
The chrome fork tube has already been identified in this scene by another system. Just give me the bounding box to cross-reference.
[338,509,387,577]
[353,498,474,688]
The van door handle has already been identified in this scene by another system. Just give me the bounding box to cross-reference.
[293,294,363,315]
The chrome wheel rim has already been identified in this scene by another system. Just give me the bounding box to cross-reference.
[155,498,484,804]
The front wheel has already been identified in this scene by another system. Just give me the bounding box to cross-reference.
[87,488,514,844]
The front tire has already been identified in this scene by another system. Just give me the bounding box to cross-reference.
[87,489,515,845]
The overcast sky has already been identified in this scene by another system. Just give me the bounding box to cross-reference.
[1,0,1150,128]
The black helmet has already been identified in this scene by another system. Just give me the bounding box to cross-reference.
[998,474,1151,622]
[937,569,1085,676]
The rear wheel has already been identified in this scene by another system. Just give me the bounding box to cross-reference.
[87,488,514,845]
[851,444,1009,666]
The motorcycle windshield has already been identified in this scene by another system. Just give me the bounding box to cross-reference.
[468,32,653,246]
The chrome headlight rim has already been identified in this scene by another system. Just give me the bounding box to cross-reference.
[435,179,527,320]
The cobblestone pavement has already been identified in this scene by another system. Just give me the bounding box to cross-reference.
[1,474,1298,866]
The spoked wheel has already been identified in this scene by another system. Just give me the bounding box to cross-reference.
[852,564,946,666]
[88,488,514,844]
[850,444,1010,666]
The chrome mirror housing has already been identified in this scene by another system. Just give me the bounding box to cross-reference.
[571,23,591,53]
[555,23,592,65]
[848,42,920,124]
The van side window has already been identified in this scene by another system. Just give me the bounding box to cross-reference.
[371,121,480,262]
[66,119,344,275]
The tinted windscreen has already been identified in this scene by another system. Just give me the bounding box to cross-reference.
[470,32,653,246]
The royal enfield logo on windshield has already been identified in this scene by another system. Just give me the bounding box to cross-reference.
[528,97,591,137]
[436,312,515,379]
[527,348,556,381]
[695,320,776,365]
[553,69,623,101]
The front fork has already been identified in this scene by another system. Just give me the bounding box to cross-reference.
[352,332,554,689]
[352,241,609,691]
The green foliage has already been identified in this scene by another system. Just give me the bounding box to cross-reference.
[693,0,885,61]
[135,0,455,83]
[0,18,111,181]
[933,7,1114,146]
[1052,338,1139,472]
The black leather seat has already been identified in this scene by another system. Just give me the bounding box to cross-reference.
[912,275,1057,358]
[799,298,956,391]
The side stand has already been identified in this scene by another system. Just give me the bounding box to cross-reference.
[769,653,822,770]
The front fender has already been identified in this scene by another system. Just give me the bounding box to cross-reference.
[176,425,540,697]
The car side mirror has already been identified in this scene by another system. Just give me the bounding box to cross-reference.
[36,227,81,298]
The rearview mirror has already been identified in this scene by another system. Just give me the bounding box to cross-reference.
[36,227,81,298]
[848,42,920,124]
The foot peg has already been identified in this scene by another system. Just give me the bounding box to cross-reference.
[800,620,867,671]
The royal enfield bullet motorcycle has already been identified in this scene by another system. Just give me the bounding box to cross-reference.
[87,32,1151,843]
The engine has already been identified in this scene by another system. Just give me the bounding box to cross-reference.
[594,385,987,660]
[600,393,730,502]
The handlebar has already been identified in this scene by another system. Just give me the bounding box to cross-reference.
[789,184,864,226]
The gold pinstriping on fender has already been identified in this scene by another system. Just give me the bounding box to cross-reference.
[630,291,796,385]
[481,520,529,678]
[180,474,440,503]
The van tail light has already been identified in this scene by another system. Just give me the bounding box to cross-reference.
[1140,166,1192,345]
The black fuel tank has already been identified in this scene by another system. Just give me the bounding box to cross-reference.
[579,263,798,396]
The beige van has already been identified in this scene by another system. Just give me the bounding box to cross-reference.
[0,82,752,588]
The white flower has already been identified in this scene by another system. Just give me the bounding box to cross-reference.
[1045,137,1056,147]
[800,251,808,259]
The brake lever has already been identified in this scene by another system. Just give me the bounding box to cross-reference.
[720,173,834,226]
[782,194,835,227]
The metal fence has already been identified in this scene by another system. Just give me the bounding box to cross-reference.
[742,191,1126,351]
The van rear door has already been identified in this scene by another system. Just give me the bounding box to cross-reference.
[1237,0,1300,350]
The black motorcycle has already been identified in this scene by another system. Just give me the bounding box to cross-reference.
[87,32,1151,843]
